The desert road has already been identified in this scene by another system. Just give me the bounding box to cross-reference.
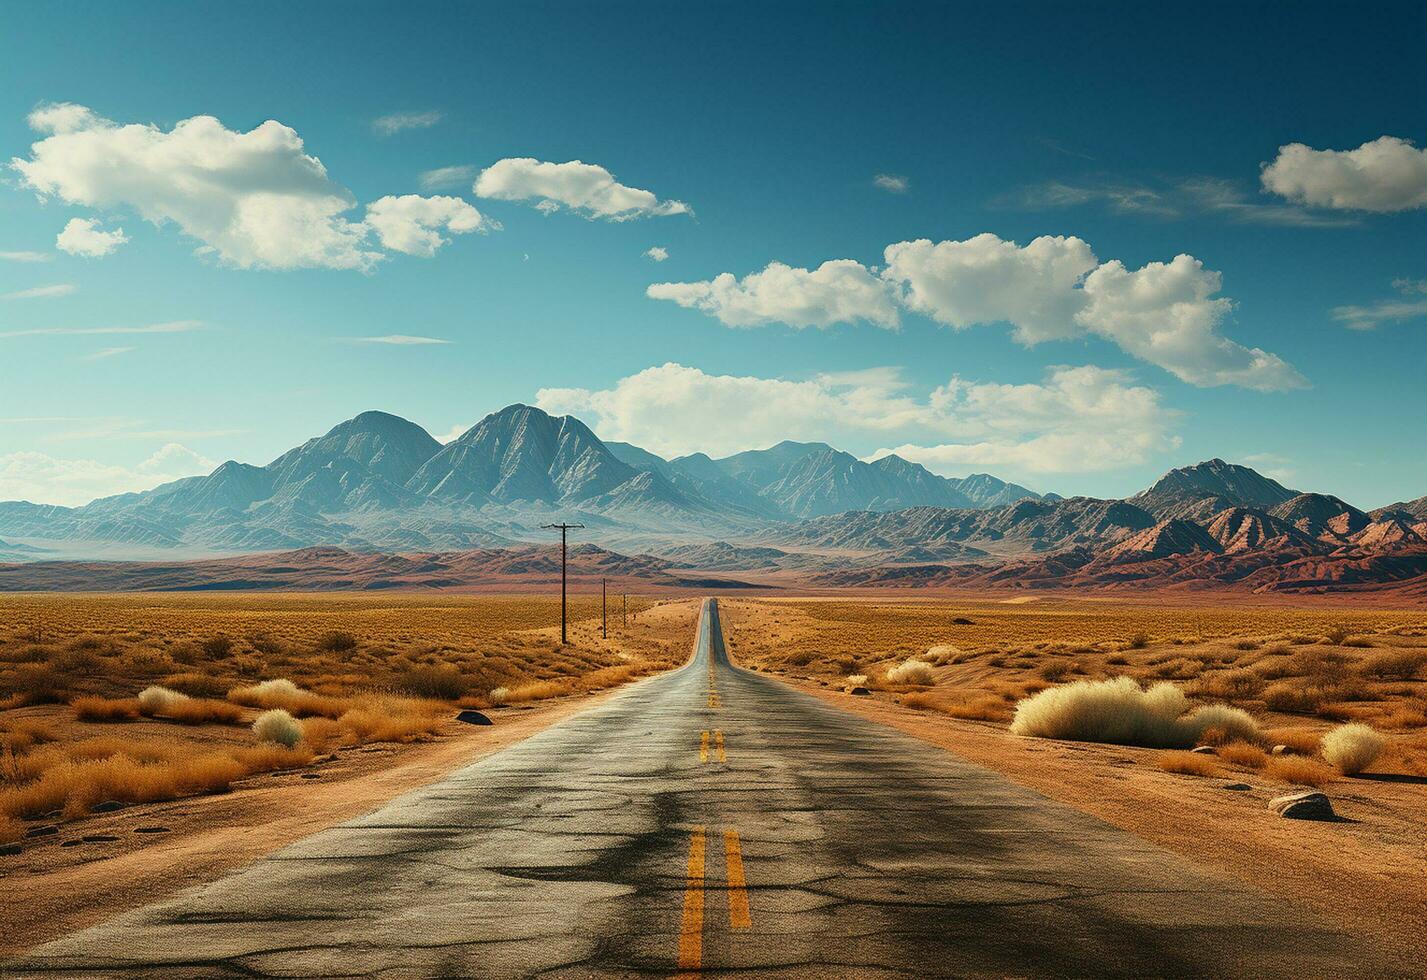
[9,599,1400,978]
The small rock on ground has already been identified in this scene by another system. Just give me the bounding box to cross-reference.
[1191,746,1216,754]
[456,709,493,725]
[1269,791,1335,820]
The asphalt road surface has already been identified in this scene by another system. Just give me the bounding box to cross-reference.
[10,599,1400,977]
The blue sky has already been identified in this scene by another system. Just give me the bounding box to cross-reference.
[2,0,1424,507]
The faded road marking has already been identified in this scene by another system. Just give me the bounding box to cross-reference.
[677,826,707,975]
[714,729,726,763]
[699,730,709,763]
[724,829,751,930]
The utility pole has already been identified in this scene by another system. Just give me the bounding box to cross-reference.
[541,522,584,646]
[622,593,627,628]
[601,577,607,639]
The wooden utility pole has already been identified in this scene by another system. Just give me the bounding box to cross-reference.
[601,577,607,639]
[622,593,627,628]
[541,522,584,645]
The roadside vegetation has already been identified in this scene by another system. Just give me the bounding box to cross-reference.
[720,596,1427,787]
[0,593,689,844]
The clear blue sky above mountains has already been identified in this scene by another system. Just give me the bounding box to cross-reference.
[2,0,1424,508]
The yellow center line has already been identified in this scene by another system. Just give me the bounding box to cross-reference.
[714,729,726,763]
[699,730,709,763]
[677,826,706,975]
[724,829,751,930]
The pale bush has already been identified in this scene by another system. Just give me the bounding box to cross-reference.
[885,659,935,685]
[845,674,868,687]
[1320,722,1384,774]
[137,685,189,716]
[1010,676,1260,749]
[243,679,300,702]
[488,686,511,706]
[252,709,302,747]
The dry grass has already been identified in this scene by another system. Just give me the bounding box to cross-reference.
[71,696,140,722]
[1156,751,1220,777]
[1265,755,1336,787]
[252,709,302,747]
[885,659,935,686]
[1009,677,1261,749]
[1320,723,1385,774]
[1265,727,1322,755]
[1217,740,1269,769]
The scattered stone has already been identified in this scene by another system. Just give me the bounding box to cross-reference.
[26,824,58,838]
[952,617,974,625]
[134,826,170,834]
[1269,791,1335,820]
[90,800,126,814]
[1271,744,1289,756]
[1221,783,1252,791]
[1191,746,1216,754]
[0,844,21,857]
[456,709,493,726]
[60,840,82,848]
[849,687,872,696]
[300,773,321,779]
[82,834,120,843]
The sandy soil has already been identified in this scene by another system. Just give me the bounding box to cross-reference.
[0,679,659,956]
[770,675,1425,967]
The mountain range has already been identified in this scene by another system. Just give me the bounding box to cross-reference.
[2,403,1425,598]
[0,404,1044,559]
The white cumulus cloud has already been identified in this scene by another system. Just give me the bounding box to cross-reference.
[536,361,1176,476]
[56,217,129,257]
[0,442,216,507]
[644,246,669,262]
[647,259,899,329]
[11,104,492,271]
[364,195,496,256]
[1261,136,1427,212]
[475,158,691,220]
[652,232,1304,390]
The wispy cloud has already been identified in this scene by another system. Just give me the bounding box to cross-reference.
[1331,280,1427,330]
[1040,137,1096,161]
[419,164,478,190]
[0,320,202,339]
[1001,175,1356,227]
[373,110,443,136]
[344,334,452,345]
[81,346,135,361]
[2,283,76,300]
[873,174,909,194]
[0,250,51,263]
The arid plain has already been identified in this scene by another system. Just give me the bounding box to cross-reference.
[1,589,1423,968]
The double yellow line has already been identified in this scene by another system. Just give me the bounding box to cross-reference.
[698,729,726,764]
[676,825,752,975]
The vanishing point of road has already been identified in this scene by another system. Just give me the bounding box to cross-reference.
[9,599,1401,977]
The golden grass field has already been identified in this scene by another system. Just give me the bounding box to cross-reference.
[720,595,1427,781]
[0,593,691,845]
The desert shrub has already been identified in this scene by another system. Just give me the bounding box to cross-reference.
[1038,660,1072,682]
[0,718,58,753]
[1156,751,1219,777]
[885,659,934,685]
[1324,626,1349,645]
[1232,639,1259,651]
[315,631,358,654]
[161,672,229,698]
[1009,677,1260,749]
[202,635,234,659]
[121,650,175,676]
[901,692,937,711]
[1320,722,1385,774]
[71,696,141,722]
[1265,755,1335,787]
[1263,684,1324,714]
[943,694,1013,721]
[488,686,511,705]
[1127,632,1149,649]
[137,685,188,716]
[252,709,302,747]
[1194,668,1264,700]
[2,664,68,703]
[393,665,468,700]
[1359,650,1427,681]
[228,679,346,718]
[336,698,442,743]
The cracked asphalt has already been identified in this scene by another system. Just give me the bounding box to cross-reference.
[7,598,1399,978]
